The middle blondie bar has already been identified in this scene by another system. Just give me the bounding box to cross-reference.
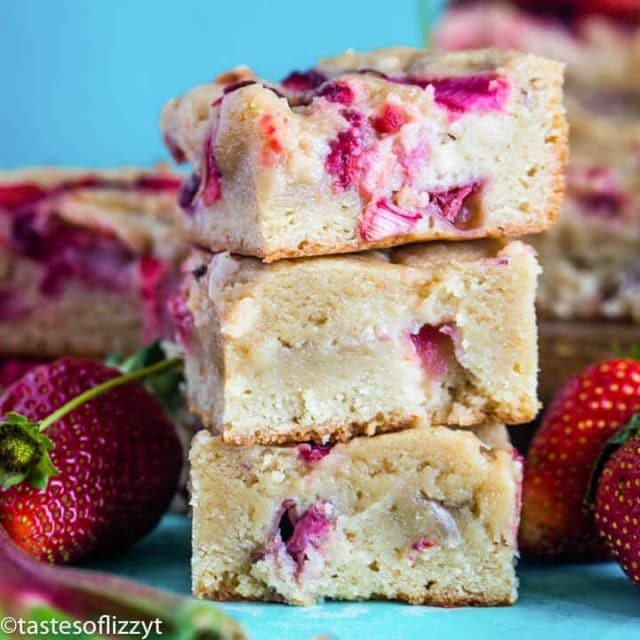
[174,239,540,445]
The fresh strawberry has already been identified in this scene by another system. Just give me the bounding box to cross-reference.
[520,358,640,560]
[0,356,182,563]
[591,416,640,587]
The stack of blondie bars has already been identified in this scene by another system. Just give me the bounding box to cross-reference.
[162,47,568,606]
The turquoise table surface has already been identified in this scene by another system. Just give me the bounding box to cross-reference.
[88,514,639,640]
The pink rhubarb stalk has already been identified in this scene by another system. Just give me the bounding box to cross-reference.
[0,524,245,639]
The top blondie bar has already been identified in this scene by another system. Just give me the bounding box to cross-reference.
[162,47,568,261]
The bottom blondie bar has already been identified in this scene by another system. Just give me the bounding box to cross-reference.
[191,425,521,606]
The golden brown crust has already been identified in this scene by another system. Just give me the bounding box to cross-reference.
[189,214,563,264]
[193,586,517,607]
[190,402,536,447]
[220,417,421,447]
[188,402,421,446]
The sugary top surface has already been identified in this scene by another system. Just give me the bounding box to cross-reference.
[160,47,563,168]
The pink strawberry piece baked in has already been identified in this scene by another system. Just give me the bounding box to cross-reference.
[0,167,185,357]
[175,239,540,445]
[161,47,568,262]
[190,424,522,605]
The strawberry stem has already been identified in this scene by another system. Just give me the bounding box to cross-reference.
[106,340,185,417]
[39,358,183,432]
[1,357,183,491]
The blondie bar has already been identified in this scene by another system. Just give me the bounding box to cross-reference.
[174,239,540,445]
[534,160,640,322]
[162,47,567,261]
[0,167,185,357]
[191,424,522,606]
[535,75,640,321]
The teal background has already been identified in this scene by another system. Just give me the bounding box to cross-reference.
[91,515,640,640]
[0,0,446,168]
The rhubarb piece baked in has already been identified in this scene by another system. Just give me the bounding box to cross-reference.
[175,239,540,445]
[161,47,567,261]
[0,167,185,357]
[191,424,522,606]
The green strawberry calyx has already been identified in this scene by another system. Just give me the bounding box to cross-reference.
[0,413,57,490]
[613,344,640,360]
[584,413,640,512]
[0,357,182,492]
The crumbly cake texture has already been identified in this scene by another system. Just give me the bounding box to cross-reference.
[175,239,540,445]
[161,47,567,261]
[190,424,522,606]
[436,4,640,323]
[0,166,185,357]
